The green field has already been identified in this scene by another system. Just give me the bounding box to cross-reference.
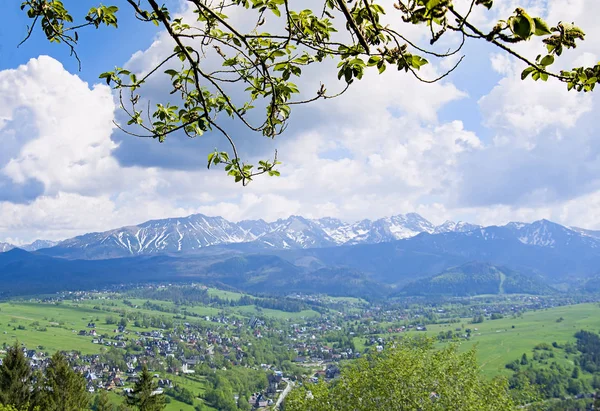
[207,287,247,301]
[231,305,321,320]
[420,303,600,376]
[352,303,600,378]
[0,302,120,354]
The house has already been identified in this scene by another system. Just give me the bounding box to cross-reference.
[85,372,98,382]
[326,365,340,379]
[249,393,270,408]
[26,350,39,361]
[157,379,173,388]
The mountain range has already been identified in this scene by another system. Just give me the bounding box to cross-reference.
[5,212,589,260]
[25,212,475,259]
[0,240,58,253]
[2,213,600,298]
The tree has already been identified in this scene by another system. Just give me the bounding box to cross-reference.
[126,365,165,411]
[0,343,33,409]
[285,338,514,411]
[472,314,484,324]
[35,352,89,411]
[93,391,113,411]
[237,395,251,411]
[520,353,528,366]
[592,375,600,390]
[571,366,580,379]
[18,0,597,185]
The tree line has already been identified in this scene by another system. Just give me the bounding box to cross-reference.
[0,343,165,411]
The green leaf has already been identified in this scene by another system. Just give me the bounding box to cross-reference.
[521,66,535,80]
[533,17,551,36]
[207,152,216,168]
[367,56,381,66]
[509,15,534,40]
[540,55,554,67]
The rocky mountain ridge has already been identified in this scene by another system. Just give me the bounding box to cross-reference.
[4,213,600,261]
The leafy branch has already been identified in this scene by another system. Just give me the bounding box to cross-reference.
[18,0,597,185]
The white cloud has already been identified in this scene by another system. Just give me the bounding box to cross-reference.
[0,56,120,195]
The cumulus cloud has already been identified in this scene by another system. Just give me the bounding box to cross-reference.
[0,57,221,242]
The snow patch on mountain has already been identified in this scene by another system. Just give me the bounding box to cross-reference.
[0,242,14,253]
[21,240,59,251]
[15,211,600,259]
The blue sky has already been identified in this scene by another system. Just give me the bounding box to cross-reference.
[0,0,599,243]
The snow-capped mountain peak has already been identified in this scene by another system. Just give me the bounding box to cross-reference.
[0,242,14,253]
[21,239,59,252]
[5,212,600,259]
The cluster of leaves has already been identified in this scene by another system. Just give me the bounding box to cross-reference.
[20,1,119,67]
[285,338,514,410]
[19,0,597,184]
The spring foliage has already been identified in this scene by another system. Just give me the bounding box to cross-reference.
[285,338,514,410]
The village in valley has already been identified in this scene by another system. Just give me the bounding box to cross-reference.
[0,283,595,410]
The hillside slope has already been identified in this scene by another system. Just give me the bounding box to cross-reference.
[399,262,555,296]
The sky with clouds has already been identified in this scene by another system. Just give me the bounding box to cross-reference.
[0,0,599,244]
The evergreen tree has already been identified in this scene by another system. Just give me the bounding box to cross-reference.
[571,366,580,379]
[0,343,33,409]
[93,391,113,411]
[35,352,88,411]
[126,365,165,411]
[520,353,528,366]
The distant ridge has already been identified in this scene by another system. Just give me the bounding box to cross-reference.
[3,212,599,262]
[0,239,58,253]
[31,213,482,259]
[3,223,600,297]
[398,262,555,296]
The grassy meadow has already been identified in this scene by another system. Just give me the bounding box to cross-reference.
[352,303,600,378]
[418,303,600,377]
